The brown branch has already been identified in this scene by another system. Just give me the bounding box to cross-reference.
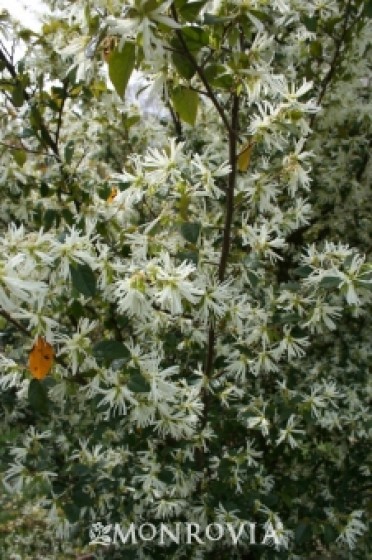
[0,140,51,157]
[167,99,183,139]
[170,5,233,136]
[0,307,30,336]
[55,78,69,148]
[0,45,22,83]
[0,47,85,214]
[204,93,239,391]
[0,46,61,162]
[203,324,216,389]
[218,93,239,282]
[188,85,209,97]
[0,38,11,60]
[310,0,354,128]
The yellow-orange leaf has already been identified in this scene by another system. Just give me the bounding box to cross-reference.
[100,36,118,63]
[28,337,54,380]
[107,187,118,203]
[237,142,253,172]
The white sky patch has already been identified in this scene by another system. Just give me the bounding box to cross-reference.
[0,0,46,31]
[0,0,167,117]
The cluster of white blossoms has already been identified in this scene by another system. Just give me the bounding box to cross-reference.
[0,0,371,558]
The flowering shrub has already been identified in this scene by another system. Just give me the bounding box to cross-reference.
[0,1,371,558]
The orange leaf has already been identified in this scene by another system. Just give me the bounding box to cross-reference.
[107,187,118,203]
[28,336,54,380]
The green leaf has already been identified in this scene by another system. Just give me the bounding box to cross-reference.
[12,83,24,107]
[125,115,141,128]
[12,149,27,167]
[158,469,174,484]
[203,13,232,24]
[179,0,207,21]
[70,262,97,297]
[171,87,199,126]
[93,340,130,363]
[249,9,271,22]
[62,208,75,226]
[323,523,338,544]
[176,250,199,265]
[70,463,90,477]
[180,221,201,243]
[28,379,49,414]
[64,140,74,164]
[30,106,42,130]
[294,265,313,278]
[43,209,57,231]
[170,29,207,72]
[303,16,318,32]
[295,522,312,544]
[310,40,322,58]
[319,276,342,288]
[108,42,135,98]
[181,27,209,52]
[364,0,372,17]
[72,484,94,507]
[358,270,372,283]
[213,74,234,89]
[172,51,196,79]
[128,372,150,393]
[40,181,50,197]
[343,253,354,268]
[143,0,160,12]
[62,503,80,523]
[204,64,234,89]
[67,65,78,84]
[69,299,86,320]
[246,270,259,287]
[204,63,226,81]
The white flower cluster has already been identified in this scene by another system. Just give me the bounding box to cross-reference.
[0,0,370,557]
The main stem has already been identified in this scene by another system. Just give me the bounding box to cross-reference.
[204,93,239,380]
[218,94,239,283]
[198,92,239,486]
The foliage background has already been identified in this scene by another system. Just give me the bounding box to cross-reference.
[0,0,371,558]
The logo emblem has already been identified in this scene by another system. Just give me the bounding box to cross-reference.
[89,522,112,546]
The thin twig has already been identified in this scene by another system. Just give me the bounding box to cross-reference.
[200,22,234,69]
[55,78,69,148]
[0,46,61,162]
[188,85,209,97]
[310,0,353,128]
[170,5,233,136]
[0,308,30,336]
[204,93,239,380]
[204,324,216,388]
[167,100,183,139]
[0,140,51,157]
[0,38,11,60]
